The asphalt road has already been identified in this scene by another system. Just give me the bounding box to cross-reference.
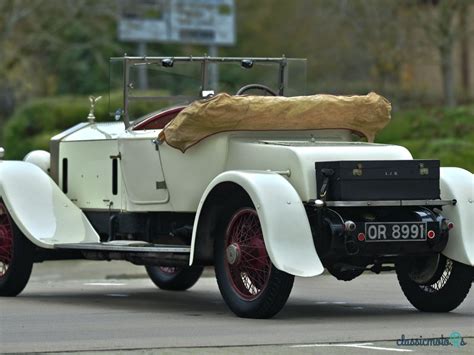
[0,260,472,354]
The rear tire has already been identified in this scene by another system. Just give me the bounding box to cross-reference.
[215,204,294,318]
[145,265,203,291]
[0,201,35,296]
[396,254,472,312]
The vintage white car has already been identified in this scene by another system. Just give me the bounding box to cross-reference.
[0,56,472,318]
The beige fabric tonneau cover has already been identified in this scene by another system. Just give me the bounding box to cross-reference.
[159,92,391,152]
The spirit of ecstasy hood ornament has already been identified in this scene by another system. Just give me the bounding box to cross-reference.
[87,95,102,123]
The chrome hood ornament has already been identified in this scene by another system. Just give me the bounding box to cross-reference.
[87,95,102,123]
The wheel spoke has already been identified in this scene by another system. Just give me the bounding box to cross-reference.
[159,266,179,275]
[0,202,13,277]
[224,208,271,301]
[240,249,267,263]
[419,258,453,293]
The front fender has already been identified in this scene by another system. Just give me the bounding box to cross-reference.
[0,161,99,249]
[191,170,324,277]
[440,167,474,266]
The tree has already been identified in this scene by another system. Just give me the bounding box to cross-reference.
[459,2,470,100]
[0,0,120,142]
[414,0,469,107]
[338,0,410,95]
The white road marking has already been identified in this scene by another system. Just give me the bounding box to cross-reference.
[105,293,129,297]
[332,301,347,304]
[351,344,413,352]
[315,301,329,304]
[83,282,126,286]
[292,342,372,348]
[291,342,413,352]
[352,306,364,310]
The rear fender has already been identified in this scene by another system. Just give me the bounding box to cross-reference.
[0,161,100,249]
[191,170,324,277]
[440,167,474,266]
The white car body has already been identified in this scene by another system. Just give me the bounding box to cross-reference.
[0,56,472,318]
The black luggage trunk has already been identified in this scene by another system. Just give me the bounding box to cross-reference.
[315,160,440,201]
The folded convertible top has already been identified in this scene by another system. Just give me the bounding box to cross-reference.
[158,92,391,152]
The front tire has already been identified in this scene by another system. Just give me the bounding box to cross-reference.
[0,201,35,296]
[145,265,203,291]
[396,254,472,312]
[215,206,294,318]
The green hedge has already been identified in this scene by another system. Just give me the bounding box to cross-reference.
[2,92,160,159]
[376,106,474,172]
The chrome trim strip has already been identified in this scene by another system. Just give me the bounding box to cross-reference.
[50,122,91,142]
[55,243,190,253]
[400,200,454,206]
[81,208,122,212]
[324,199,455,207]
[266,169,291,177]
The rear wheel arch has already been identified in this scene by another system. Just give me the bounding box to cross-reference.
[190,171,324,277]
[192,182,251,265]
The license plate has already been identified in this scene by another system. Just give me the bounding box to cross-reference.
[365,222,427,242]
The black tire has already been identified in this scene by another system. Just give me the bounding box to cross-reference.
[145,265,203,291]
[215,204,294,319]
[0,202,35,297]
[396,254,472,312]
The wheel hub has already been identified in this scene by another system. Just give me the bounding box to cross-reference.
[408,254,444,285]
[226,243,241,265]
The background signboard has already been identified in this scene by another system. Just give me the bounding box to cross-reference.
[118,0,235,46]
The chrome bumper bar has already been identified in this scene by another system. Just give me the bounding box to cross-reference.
[320,199,456,207]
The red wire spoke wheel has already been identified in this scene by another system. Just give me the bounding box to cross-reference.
[0,202,14,277]
[0,200,35,297]
[215,202,294,319]
[224,208,271,300]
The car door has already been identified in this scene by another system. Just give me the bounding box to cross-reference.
[118,130,169,208]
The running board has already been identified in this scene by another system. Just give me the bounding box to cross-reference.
[55,241,191,254]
